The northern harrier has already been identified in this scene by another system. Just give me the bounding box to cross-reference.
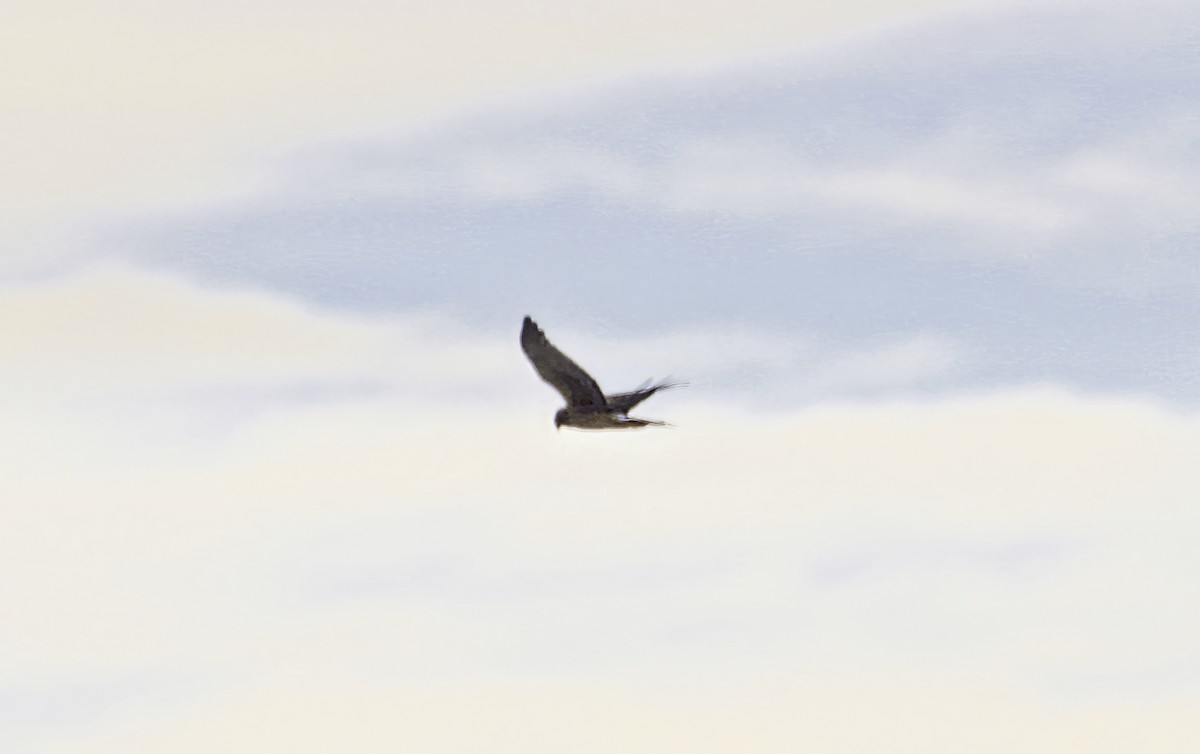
[520,316,683,430]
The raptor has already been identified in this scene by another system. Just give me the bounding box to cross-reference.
[520,316,683,430]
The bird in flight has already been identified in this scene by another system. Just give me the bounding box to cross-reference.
[521,316,683,430]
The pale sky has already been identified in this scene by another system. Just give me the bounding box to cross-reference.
[3,0,1199,752]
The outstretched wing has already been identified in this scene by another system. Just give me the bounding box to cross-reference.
[605,379,686,413]
[520,316,606,407]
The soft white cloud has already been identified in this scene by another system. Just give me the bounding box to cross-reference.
[801,334,961,392]
[653,138,1078,232]
[3,371,1198,751]
[40,674,1200,754]
[820,168,1076,231]
[0,267,382,392]
[0,266,521,404]
[1053,113,1200,217]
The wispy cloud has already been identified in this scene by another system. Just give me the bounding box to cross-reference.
[3,0,974,271]
[382,138,1079,235]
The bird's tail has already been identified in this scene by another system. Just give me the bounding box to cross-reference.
[606,378,688,413]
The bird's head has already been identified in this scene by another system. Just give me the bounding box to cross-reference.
[554,408,568,430]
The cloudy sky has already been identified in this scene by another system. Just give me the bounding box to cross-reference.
[4,0,1199,751]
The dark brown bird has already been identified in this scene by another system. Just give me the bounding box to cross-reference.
[520,316,683,430]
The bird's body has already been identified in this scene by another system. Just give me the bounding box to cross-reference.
[554,406,665,430]
[520,316,682,430]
